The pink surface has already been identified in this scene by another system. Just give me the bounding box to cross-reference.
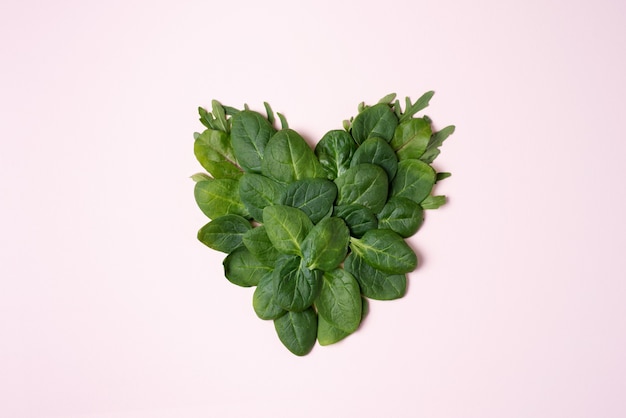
[2,0,626,417]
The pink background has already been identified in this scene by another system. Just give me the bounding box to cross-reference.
[2,0,625,417]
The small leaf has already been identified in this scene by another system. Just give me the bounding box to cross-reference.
[333,204,378,238]
[390,118,432,161]
[253,272,286,320]
[238,173,285,222]
[314,130,358,180]
[351,103,398,145]
[194,129,241,179]
[281,178,338,224]
[277,112,289,129]
[421,195,447,209]
[197,214,251,253]
[274,308,317,356]
[274,255,323,312]
[420,125,455,164]
[436,172,452,182]
[350,137,398,180]
[377,196,424,237]
[190,172,211,183]
[194,178,249,219]
[350,229,417,274]
[211,100,229,132]
[263,102,275,126]
[399,91,435,122]
[316,269,362,333]
[377,92,397,104]
[223,247,272,287]
[301,217,350,271]
[230,110,276,173]
[243,226,282,267]
[335,164,388,214]
[390,159,436,204]
[344,253,407,300]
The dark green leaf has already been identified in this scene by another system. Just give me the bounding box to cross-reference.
[263,102,275,126]
[420,125,455,164]
[351,103,398,145]
[377,197,424,238]
[335,164,388,213]
[230,110,276,173]
[344,253,407,300]
[194,179,249,219]
[274,256,322,312]
[390,159,436,204]
[263,205,313,255]
[390,118,432,161]
[350,137,398,180]
[399,91,435,122]
[281,178,337,224]
[350,229,417,274]
[333,204,378,238]
[223,247,272,287]
[197,214,251,253]
[316,269,361,333]
[262,129,324,183]
[274,308,317,356]
[301,217,350,271]
[242,226,282,267]
[238,173,285,222]
[314,130,357,179]
[436,172,452,182]
[253,272,286,320]
[277,113,289,129]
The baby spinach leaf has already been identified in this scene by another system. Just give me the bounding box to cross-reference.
[194,179,249,219]
[377,197,424,238]
[261,129,324,184]
[314,130,357,179]
[420,125,455,164]
[333,204,378,238]
[301,217,350,271]
[335,164,388,214]
[390,118,432,161]
[316,269,362,333]
[197,214,251,253]
[274,256,323,312]
[223,247,272,287]
[230,110,276,173]
[242,226,282,267]
[253,272,286,320]
[351,103,398,145]
[238,173,285,222]
[281,178,337,224]
[193,129,242,179]
[274,308,317,356]
[350,137,398,180]
[317,296,368,346]
[421,195,447,209]
[344,252,407,300]
[263,205,313,256]
[390,159,436,204]
[350,229,417,274]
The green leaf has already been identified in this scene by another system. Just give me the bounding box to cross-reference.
[242,226,282,267]
[277,113,289,129]
[194,179,249,219]
[314,130,358,180]
[436,172,452,182]
[223,247,272,287]
[350,137,398,181]
[377,197,424,238]
[399,91,435,122]
[211,100,229,132]
[335,164,388,213]
[262,129,324,184]
[190,172,211,183]
[390,159,436,204]
[316,269,362,333]
[274,255,323,312]
[263,102,275,126]
[274,308,317,356]
[197,214,251,253]
[333,204,378,238]
[420,125,455,164]
[317,296,368,346]
[350,229,417,274]
[253,272,286,320]
[230,110,276,173]
[377,92,397,104]
[301,217,350,271]
[263,205,313,256]
[344,253,407,300]
[350,103,398,145]
[194,129,242,180]
[390,118,432,161]
[238,173,285,222]
[281,178,337,224]
[421,195,447,209]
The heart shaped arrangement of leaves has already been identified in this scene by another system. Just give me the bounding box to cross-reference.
[192,92,454,356]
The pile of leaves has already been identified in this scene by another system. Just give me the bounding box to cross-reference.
[192,92,454,355]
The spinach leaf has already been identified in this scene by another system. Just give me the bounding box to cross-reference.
[377,197,424,237]
[350,103,398,145]
[390,118,432,161]
[421,195,447,209]
[344,252,407,300]
[335,164,388,213]
[230,110,276,173]
[242,225,282,267]
[261,129,325,184]
[273,255,323,312]
[238,173,284,222]
[317,296,368,346]
[281,178,337,224]
[253,272,286,320]
[194,179,249,219]
[263,205,313,256]
[274,308,317,356]
[316,269,362,333]
[350,229,417,274]
[390,159,436,204]
[314,130,357,179]
[301,217,350,271]
[197,214,251,253]
[223,247,272,287]
[333,204,378,238]
[350,137,398,181]
[193,129,242,179]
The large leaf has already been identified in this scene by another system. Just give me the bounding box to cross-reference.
[314,130,357,179]
[194,179,249,219]
[390,159,436,204]
[238,173,284,222]
[273,255,323,312]
[261,129,325,184]
[344,252,406,300]
[316,269,362,333]
[301,217,350,271]
[335,164,388,213]
[263,205,313,256]
[197,214,251,253]
[273,308,317,356]
[350,103,398,145]
[230,110,276,173]
[281,178,337,224]
[350,229,417,274]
